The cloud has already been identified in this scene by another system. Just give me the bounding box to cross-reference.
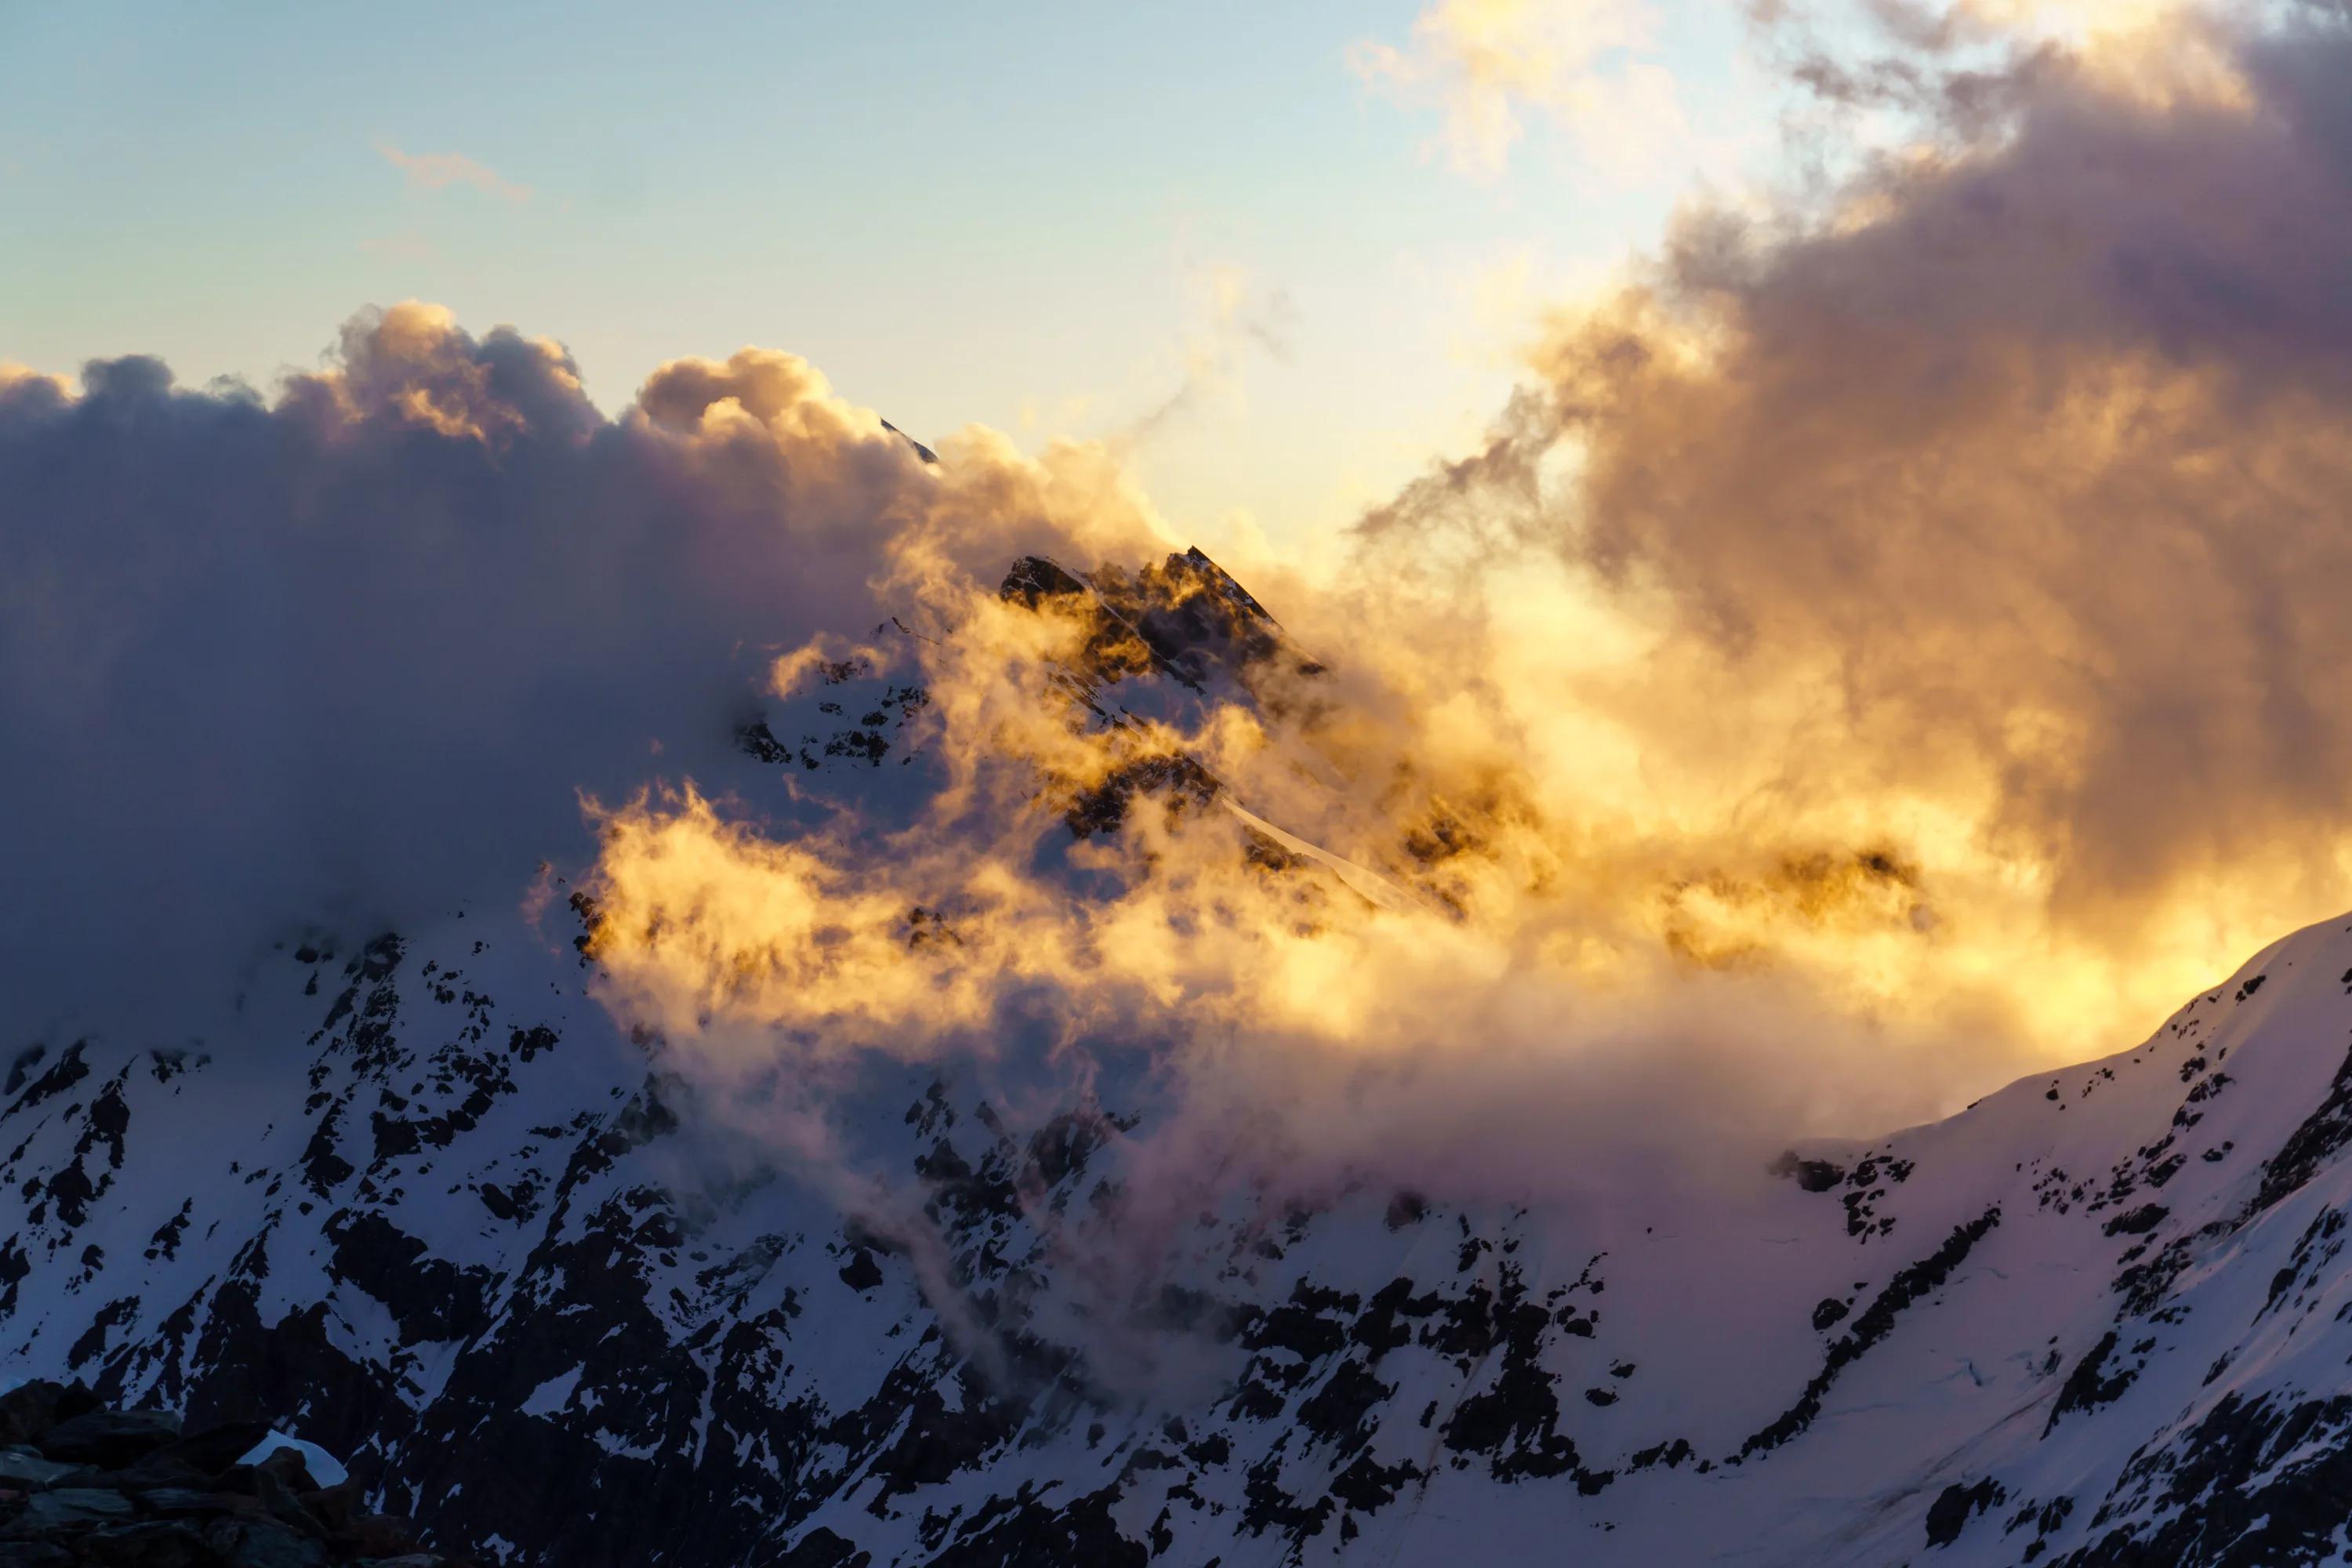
[375,140,532,203]
[566,5,2352,1246]
[1119,262,1298,447]
[10,0,2352,1318]
[574,539,1962,1288]
[0,301,1162,1052]
[1351,0,1698,182]
[1350,6,2352,1045]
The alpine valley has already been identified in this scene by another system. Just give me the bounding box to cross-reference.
[10,552,2352,1568]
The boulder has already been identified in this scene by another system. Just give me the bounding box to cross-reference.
[207,1519,329,1568]
[254,1452,318,1498]
[100,1454,203,1492]
[148,1421,274,1479]
[0,1386,63,1449]
[298,1484,358,1533]
[253,1469,326,1540]
[8,1486,133,1532]
[132,1490,268,1524]
[49,1388,100,1426]
[0,1452,74,1491]
[34,1410,180,1471]
[0,1541,71,1567]
[332,1515,416,1558]
[70,1521,205,1567]
[0,1395,449,1567]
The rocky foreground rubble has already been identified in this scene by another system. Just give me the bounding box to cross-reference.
[0,1381,467,1568]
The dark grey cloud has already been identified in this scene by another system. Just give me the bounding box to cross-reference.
[0,305,937,1049]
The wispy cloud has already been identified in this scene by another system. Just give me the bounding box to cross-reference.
[1120,261,1296,446]
[376,140,531,203]
[1350,0,1692,183]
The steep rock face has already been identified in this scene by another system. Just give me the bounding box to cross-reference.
[14,554,2352,1564]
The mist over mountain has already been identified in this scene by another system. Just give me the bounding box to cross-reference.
[0,308,1156,1054]
[11,2,2352,1564]
[7,548,2352,1568]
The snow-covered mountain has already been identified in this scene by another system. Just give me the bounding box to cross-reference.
[10,552,2352,1567]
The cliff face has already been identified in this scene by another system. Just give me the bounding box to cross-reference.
[10,554,2352,1566]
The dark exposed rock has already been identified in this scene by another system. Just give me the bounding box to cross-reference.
[836,1249,884,1292]
[2252,1041,2352,1216]
[1771,1152,1848,1192]
[0,1541,71,1567]
[1296,1361,1392,1453]
[321,1216,492,1345]
[34,1408,180,1468]
[0,1381,66,1446]
[928,1483,1142,1568]
[1925,1479,2002,1548]
[1241,1450,1335,1544]
[1742,1207,2003,1456]
[0,1450,75,1489]
[1062,753,1221,841]
[1385,1191,1428,1229]
[151,1422,275,1478]
[1330,1452,1422,1512]
[2053,1392,2352,1567]
[2046,1333,2136,1436]
[2102,1205,2169,1237]
[71,1520,205,1566]
[778,1528,871,1568]
[13,1488,132,1531]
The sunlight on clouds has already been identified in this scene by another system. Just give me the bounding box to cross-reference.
[1953,0,2256,107]
[14,0,2335,1218]
[1355,0,2255,198]
[1352,0,1700,183]
[575,16,2352,1150]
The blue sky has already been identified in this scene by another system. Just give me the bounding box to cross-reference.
[0,0,1761,547]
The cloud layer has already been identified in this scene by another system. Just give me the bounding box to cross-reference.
[1352,6,2352,1040]
[7,4,2352,1243]
[577,4,2352,1207]
[0,303,1156,1051]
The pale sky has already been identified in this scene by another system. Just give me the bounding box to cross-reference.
[0,0,1764,552]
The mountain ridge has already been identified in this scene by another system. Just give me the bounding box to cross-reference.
[7,552,2352,1566]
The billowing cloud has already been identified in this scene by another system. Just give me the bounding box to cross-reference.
[0,301,1160,1051]
[9,0,2352,1274]
[1352,8,2352,1045]
[375,141,532,203]
[574,5,2352,1225]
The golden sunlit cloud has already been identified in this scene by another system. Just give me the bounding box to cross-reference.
[569,12,2352,1197]
[1350,0,1697,182]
